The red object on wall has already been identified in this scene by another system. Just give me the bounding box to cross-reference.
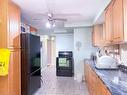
[30,26,37,32]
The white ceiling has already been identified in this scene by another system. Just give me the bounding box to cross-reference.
[12,0,111,30]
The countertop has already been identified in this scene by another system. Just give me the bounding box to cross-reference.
[84,59,127,95]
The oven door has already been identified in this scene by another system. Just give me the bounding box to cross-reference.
[57,57,73,69]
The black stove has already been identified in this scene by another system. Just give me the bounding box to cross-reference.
[56,51,74,77]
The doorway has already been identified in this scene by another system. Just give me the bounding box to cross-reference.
[41,35,56,70]
[47,36,56,66]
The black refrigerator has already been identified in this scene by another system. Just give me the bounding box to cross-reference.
[21,33,41,95]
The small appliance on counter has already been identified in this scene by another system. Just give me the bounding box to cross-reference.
[56,51,74,77]
[90,53,97,62]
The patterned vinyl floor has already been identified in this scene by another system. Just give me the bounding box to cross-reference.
[30,66,89,95]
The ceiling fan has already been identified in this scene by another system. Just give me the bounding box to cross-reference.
[32,0,78,28]
[33,13,67,28]
[46,13,67,28]
[47,13,67,22]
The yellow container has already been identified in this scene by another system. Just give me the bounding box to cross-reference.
[0,49,10,76]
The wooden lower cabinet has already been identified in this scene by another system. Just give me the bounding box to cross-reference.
[8,49,21,95]
[84,64,111,95]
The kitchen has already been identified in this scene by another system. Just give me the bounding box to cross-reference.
[0,0,127,95]
[85,0,127,94]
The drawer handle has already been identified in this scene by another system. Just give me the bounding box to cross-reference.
[8,47,21,49]
[113,37,120,39]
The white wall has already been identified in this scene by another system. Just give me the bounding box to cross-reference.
[40,28,97,78]
[55,33,74,57]
[40,35,48,70]
[74,27,97,78]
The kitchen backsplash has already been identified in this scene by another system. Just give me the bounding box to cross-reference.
[120,43,127,66]
[101,44,127,66]
[103,45,120,62]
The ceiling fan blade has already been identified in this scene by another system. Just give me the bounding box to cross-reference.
[53,18,67,21]
[53,13,81,17]
[33,18,42,20]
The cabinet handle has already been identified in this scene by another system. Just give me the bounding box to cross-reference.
[110,40,113,42]
[8,47,21,49]
[113,37,120,39]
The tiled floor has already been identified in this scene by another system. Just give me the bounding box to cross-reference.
[31,66,89,95]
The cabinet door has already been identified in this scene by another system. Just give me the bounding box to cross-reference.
[8,1,21,95]
[91,71,98,95]
[93,25,102,46]
[85,64,91,94]
[85,64,93,95]
[89,68,94,95]
[98,78,111,95]
[0,0,8,48]
[84,64,88,82]
[93,25,100,46]
[112,0,124,42]
[96,77,102,95]
[105,2,113,44]
[123,0,127,41]
[102,23,106,45]
[8,49,21,95]
[8,1,21,48]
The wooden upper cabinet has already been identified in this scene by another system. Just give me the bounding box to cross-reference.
[0,0,21,48]
[92,0,127,46]
[8,1,21,48]
[104,0,127,45]
[112,0,124,43]
[123,0,127,41]
[0,0,21,95]
[0,0,8,48]
[93,25,100,46]
[101,23,106,45]
[93,24,104,46]
[105,2,113,45]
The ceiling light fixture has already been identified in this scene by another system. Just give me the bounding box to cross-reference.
[46,21,55,28]
[48,13,52,18]
[53,23,55,27]
[46,22,51,28]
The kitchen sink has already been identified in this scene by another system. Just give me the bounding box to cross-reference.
[111,77,127,93]
[112,77,127,84]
